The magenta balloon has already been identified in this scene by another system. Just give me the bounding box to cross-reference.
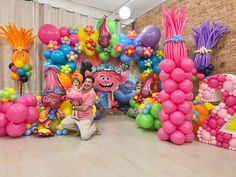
[139,26,161,48]
[1,102,14,113]
[0,102,2,112]
[69,34,79,46]
[163,100,177,114]
[180,58,194,72]
[185,133,194,143]
[6,122,26,138]
[27,106,39,123]
[159,110,169,122]
[178,121,193,134]
[171,68,185,82]
[135,46,144,57]
[25,94,37,107]
[6,103,28,123]
[225,96,236,107]
[170,90,186,104]
[59,27,69,37]
[185,113,193,121]
[178,101,192,114]
[16,96,29,106]
[185,92,193,101]
[159,59,176,73]
[185,73,192,80]
[162,79,178,93]
[0,113,7,128]
[159,71,170,82]
[208,79,218,88]
[159,90,170,102]
[170,130,185,145]
[162,120,177,134]
[0,127,7,137]
[179,79,193,93]
[157,128,170,141]
[170,111,185,125]
[11,66,18,73]
[38,24,60,45]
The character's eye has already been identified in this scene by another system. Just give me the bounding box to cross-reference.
[106,77,109,80]
[48,98,52,101]
[100,76,105,80]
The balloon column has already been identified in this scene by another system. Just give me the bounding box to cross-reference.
[157,7,195,145]
[0,23,36,95]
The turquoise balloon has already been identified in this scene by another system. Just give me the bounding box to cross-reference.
[60,44,71,55]
[111,34,119,46]
[129,99,136,107]
[99,52,110,62]
[150,103,162,118]
[51,50,66,64]
[139,114,154,129]
[154,119,162,129]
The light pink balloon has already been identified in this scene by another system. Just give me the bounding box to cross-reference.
[170,111,185,125]
[180,58,194,72]
[185,133,194,143]
[159,90,170,102]
[208,79,218,88]
[171,68,185,82]
[1,102,14,113]
[225,96,236,107]
[6,122,26,138]
[185,92,193,101]
[0,113,7,128]
[179,79,193,93]
[163,100,177,114]
[0,127,7,137]
[178,101,192,114]
[170,90,185,104]
[59,27,69,37]
[159,71,170,82]
[26,107,39,123]
[159,110,169,122]
[162,120,176,134]
[159,59,176,73]
[178,121,193,134]
[223,81,234,92]
[170,130,185,145]
[69,34,79,45]
[157,128,170,141]
[6,103,28,123]
[162,79,178,93]
[202,90,212,100]
[38,24,60,45]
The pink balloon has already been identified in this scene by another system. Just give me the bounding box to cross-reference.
[185,92,193,101]
[159,90,170,102]
[0,113,7,128]
[170,111,185,125]
[185,113,193,121]
[170,130,185,145]
[159,59,176,73]
[202,90,212,100]
[170,90,185,104]
[11,66,18,73]
[6,103,28,123]
[171,68,185,82]
[178,101,192,114]
[159,110,169,122]
[185,133,194,143]
[0,127,7,137]
[179,79,193,93]
[59,27,69,37]
[159,71,170,82]
[163,100,177,114]
[16,96,28,106]
[208,79,218,88]
[162,120,176,134]
[0,101,2,112]
[223,81,234,92]
[185,73,192,80]
[157,128,170,141]
[1,102,14,113]
[25,94,37,107]
[180,58,194,72]
[196,73,204,80]
[225,96,236,107]
[217,75,226,82]
[178,121,193,134]
[27,107,39,123]
[69,34,79,45]
[162,79,178,93]
[38,24,60,45]
[6,122,26,138]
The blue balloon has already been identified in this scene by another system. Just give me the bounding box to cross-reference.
[60,44,71,55]
[118,33,127,41]
[44,50,51,59]
[17,69,26,76]
[31,126,36,132]
[120,53,131,62]
[120,39,132,47]
[51,50,66,65]
[138,60,146,70]
[62,129,68,135]
[146,105,151,109]
[32,123,37,127]
[151,55,159,65]
[133,54,140,60]
[56,130,62,135]
[153,63,160,74]
[46,59,53,64]
[24,129,32,136]
[143,109,148,114]
[66,62,77,71]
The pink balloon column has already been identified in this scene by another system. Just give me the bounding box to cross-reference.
[157,7,194,144]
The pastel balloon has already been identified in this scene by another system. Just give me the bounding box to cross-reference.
[38,24,60,45]
[157,128,170,141]
[59,27,69,37]
[162,79,178,93]
[178,121,193,134]
[139,26,161,48]
[162,120,176,134]
[0,127,7,137]
[178,101,192,114]
[170,90,186,104]
[163,100,177,114]
[180,58,194,72]
[6,103,28,123]
[170,130,185,145]
[223,81,234,92]
[179,79,193,93]
[159,59,176,73]
[171,68,185,82]
[170,111,185,125]
[27,106,40,123]
[6,122,26,138]
[0,113,7,128]
[1,102,14,113]
[135,46,144,57]
[159,71,170,82]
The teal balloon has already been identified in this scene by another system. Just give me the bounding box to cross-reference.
[150,103,162,118]
[153,63,160,74]
[127,108,134,117]
[99,52,110,62]
[110,48,120,58]
[66,62,77,71]
[51,50,66,64]
[25,71,32,77]
[22,64,31,72]
[139,114,154,129]
[95,44,103,53]
[111,34,119,46]
[60,44,71,55]
[17,69,25,76]
[138,60,146,70]
[129,99,136,107]
[154,119,162,129]
[96,17,116,34]
[44,50,51,59]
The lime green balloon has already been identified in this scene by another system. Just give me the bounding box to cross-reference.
[134,103,139,108]
[96,17,116,34]
[110,48,120,58]
[150,103,162,118]
[154,119,162,129]
[96,18,103,31]
[2,91,10,98]
[135,114,142,127]
[22,64,31,72]
[10,94,16,101]
[99,52,110,62]
[26,71,32,77]
[0,90,4,97]
[127,108,134,117]
[95,44,103,53]
[111,34,119,46]
[139,114,154,129]
[129,99,136,107]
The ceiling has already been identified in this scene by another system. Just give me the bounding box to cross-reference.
[38,0,165,25]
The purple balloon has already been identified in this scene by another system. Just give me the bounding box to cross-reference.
[139,26,161,48]
[135,46,144,57]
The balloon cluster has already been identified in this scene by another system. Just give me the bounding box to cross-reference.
[9,63,32,82]
[55,124,68,135]
[0,87,17,102]
[25,123,37,136]
[0,94,39,137]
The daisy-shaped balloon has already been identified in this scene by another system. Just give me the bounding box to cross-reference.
[48,40,60,51]
[143,47,153,58]
[84,25,95,35]
[144,68,153,76]
[85,39,96,51]
[125,45,135,57]
[66,51,78,62]
[156,50,163,59]
[127,30,137,40]
[74,43,83,54]
[61,36,70,45]
[144,59,152,67]
[69,25,79,34]
[61,65,72,74]
[114,43,123,53]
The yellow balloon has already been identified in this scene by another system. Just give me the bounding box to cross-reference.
[14,60,24,68]
[50,120,61,133]
[204,102,215,111]
[26,124,32,129]
[6,88,15,95]
[39,110,46,119]
[90,32,99,41]
[80,41,86,51]
[59,100,72,117]
[37,127,51,134]
[78,27,87,41]
[1,98,9,102]
[37,123,44,129]
[36,96,41,101]
[85,48,95,57]
[58,124,64,131]
[93,105,96,115]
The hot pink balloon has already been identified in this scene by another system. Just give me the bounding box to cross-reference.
[25,94,37,107]
[27,107,39,123]
[16,96,28,106]
[159,71,170,82]
[178,101,192,114]
[1,102,14,113]
[171,68,185,82]
[11,66,18,73]
[163,100,177,114]
[170,130,185,145]
[98,16,111,48]
[225,96,236,107]
[185,133,194,143]
[59,27,69,37]
[179,79,193,93]
[0,113,7,128]
[6,122,26,138]
[38,24,60,45]
[208,79,218,88]
[159,110,169,122]
[162,79,178,93]
[170,90,186,104]
[0,101,2,112]
[196,73,204,80]
[0,127,7,137]
[6,103,28,123]
[180,58,194,72]
[185,92,193,101]
[69,34,79,45]
[157,128,170,141]
[162,120,177,134]
[185,73,192,80]
[159,59,176,73]
[178,121,193,134]
[185,113,193,121]
[170,111,185,125]
[159,90,170,102]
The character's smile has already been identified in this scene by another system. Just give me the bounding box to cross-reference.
[100,83,113,88]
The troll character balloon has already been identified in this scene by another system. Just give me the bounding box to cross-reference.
[98,16,111,48]
[86,64,127,109]
[141,74,154,98]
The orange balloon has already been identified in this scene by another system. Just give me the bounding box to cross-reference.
[144,97,155,105]
[140,73,147,81]
[193,104,209,134]
[152,73,159,81]
[57,73,72,89]
[11,72,19,80]
[153,84,158,92]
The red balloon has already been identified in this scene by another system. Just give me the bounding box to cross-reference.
[38,24,60,45]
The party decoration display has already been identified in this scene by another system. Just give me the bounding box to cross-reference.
[0,87,17,102]
[157,7,195,145]
[98,16,112,48]
[192,21,228,77]
[197,74,236,151]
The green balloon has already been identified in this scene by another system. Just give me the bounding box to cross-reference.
[10,94,16,101]
[26,71,32,77]
[110,48,120,58]
[99,52,110,62]
[96,18,103,31]
[134,103,139,108]
[2,91,10,98]
[139,114,154,129]
[0,90,4,97]
[129,99,136,107]
[135,114,142,127]
[96,17,116,34]
[192,76,197,82]
[95,44,103,53]
[22,64,31,72]
[150,103,162,118]
[111,34,119,46]
[127,108,134,117]
[154,119,162,129]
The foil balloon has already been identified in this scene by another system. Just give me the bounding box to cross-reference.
[141,73,154,98]
[98,16,112,48]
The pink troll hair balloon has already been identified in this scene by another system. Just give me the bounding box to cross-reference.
[141,73,154,98]
[98,16,112,48]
